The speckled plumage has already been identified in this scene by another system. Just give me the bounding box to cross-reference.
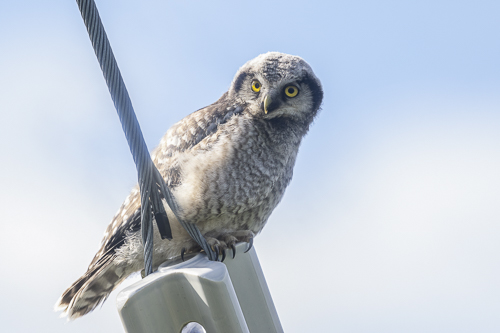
[55,52,323,319]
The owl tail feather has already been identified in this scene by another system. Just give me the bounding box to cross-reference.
[54,256,128,320]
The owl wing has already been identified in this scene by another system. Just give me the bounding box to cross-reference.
[89,93,244,267]
[152,92,245,186]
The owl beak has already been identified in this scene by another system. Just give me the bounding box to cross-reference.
[263,93,281,114]
[263,95,271,114]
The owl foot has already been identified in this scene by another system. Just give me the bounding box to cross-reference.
[205,237,228,262]
[179,231,255,262]
[178,238,225,262]
[218,230,255,259]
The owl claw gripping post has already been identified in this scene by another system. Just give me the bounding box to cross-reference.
[55,52,323,319]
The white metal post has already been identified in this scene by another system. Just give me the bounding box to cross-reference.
[117,243,284,333]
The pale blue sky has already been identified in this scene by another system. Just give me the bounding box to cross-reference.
[0,1,499,332]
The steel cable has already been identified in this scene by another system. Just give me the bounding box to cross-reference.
[75,0,217,276]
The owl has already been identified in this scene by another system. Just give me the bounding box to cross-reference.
[55,52,323,319]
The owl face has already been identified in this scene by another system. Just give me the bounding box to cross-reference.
[228,52,323,121]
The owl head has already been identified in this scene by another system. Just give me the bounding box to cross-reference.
[228,52,323,124]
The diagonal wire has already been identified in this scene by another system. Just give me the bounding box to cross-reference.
[75,0,218,276]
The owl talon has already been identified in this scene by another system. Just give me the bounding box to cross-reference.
[213,245,220,260]
[221,249,226,262]
[181,247,186,261]
[244,237,254,253]
[231,244,236,259]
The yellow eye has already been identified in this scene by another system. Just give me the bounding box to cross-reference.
[251,80,261,92]
[284,85,299,98]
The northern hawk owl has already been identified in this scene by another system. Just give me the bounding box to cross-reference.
[55,52,323,319]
